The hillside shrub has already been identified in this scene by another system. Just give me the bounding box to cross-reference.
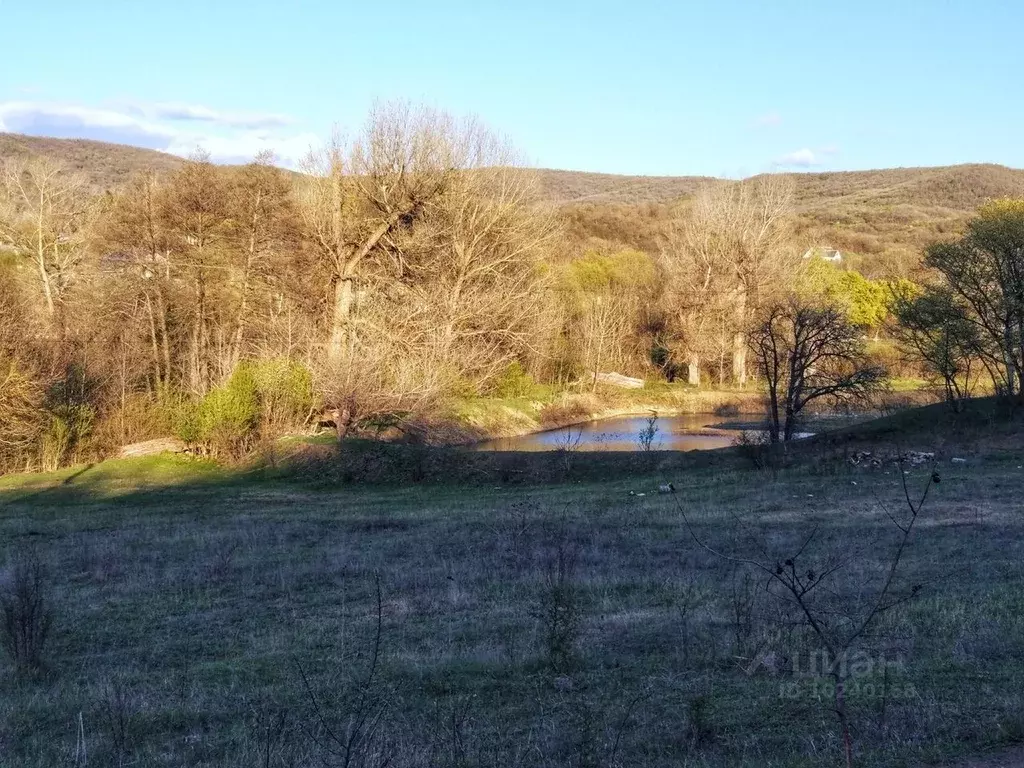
[175,360,314,457]
[491,361,536,399]
[40,364,97,471]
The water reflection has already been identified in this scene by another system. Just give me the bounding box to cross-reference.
[473,414,748,452]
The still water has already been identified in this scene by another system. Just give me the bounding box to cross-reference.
[473,413,752,452]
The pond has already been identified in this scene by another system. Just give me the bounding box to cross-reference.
[473,413,757,452]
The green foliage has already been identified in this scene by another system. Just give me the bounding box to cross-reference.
[40,364,97,471]
[564,249,657,295]
[922,198,1024,397]
[245,358,314,431]
[175,360,314,457]
[491,361,536,399]
[198,369,260,457]
[800,258,890,330]
[41,405,94,472]
[890,281,984,408]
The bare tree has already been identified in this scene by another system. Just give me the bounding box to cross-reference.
[662,202,728,385]
[0,156,92,324]
[675,468,937,768]
[161,152,230,393]
[225,152,297,371]
[750,297,885,442]
[299,103,467,362]
[418,160,556,385]
[101,171,175,391]
[666,176,794,386]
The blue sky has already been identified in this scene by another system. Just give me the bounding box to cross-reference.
[1,0,1022,175]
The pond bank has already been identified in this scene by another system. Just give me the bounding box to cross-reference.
[426,386,940,447]
[431,388,765,446]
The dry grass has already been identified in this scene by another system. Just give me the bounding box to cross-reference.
[0,133,184,192]
[0,403,1022,766]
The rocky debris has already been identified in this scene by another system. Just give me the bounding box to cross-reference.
[118,437,186,458]
[594,372,645,389]
[848,450,936,469]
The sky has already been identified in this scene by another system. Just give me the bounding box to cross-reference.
[1,0,1022,176]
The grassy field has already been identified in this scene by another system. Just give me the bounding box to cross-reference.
[0,402,1023,767]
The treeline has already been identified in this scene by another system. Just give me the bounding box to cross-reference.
[1,102,1021,472]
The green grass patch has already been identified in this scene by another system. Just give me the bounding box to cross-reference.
[0,402,1021,765]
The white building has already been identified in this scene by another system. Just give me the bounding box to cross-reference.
[802,246,843,263]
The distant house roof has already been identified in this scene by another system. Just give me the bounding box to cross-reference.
[802,247,842,262]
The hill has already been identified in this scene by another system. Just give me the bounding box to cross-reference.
[0,132,184,191]
[4,132,1024,274]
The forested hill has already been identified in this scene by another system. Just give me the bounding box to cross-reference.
[0,133,184,191]
[4,131,1024,273]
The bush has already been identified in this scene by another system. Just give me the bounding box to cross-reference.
[175,360,315,457]
[1,553,53,675]
[491,361,536,399]
[40,364,97,471]
[247,358,314,433]
[0,357,45,473]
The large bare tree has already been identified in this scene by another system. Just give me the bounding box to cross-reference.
[665,176,794,386]
[161,152,230,393]
[298,103,468,361]
[225,152,297,371]
[0,156,92,325]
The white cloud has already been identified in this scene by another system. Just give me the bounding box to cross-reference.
[139,102,295,129]
[0,100,316,167]
[772,144,842,168]
[0,101,175,148]
[754,111,783,128]
[774,148,819,168]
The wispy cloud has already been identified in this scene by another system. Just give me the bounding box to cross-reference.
[135,102,295,129]
[753,111,783,128]
[775,148,818,167]
[0,100,316,167]
[773,144,840,169]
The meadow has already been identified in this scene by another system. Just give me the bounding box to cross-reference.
[0,402,1023,767]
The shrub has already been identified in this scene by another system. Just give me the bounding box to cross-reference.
[199,367,260,456]
[41,405,95,471]
[535,526,583,673]
[1,553,53,675]
[40,365,98,471]
[0,356,45,473]
[247,358,314,433]
[491,361,536,399]
[174,360,315,457]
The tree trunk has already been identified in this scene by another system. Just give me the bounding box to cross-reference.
[733,332,747,387]
[328,274,357,361]
[35,214,56,317]
[333,404,354,442]
[231,201,260,371]
[144,291,162,389]
[767,384,781,443]
[733,287,748,387]
[833,673,854,768]
[688,355,700,386]
[326,215,400,362]
[156,287,172,394]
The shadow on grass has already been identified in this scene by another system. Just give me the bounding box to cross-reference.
[2,396,1020,511]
